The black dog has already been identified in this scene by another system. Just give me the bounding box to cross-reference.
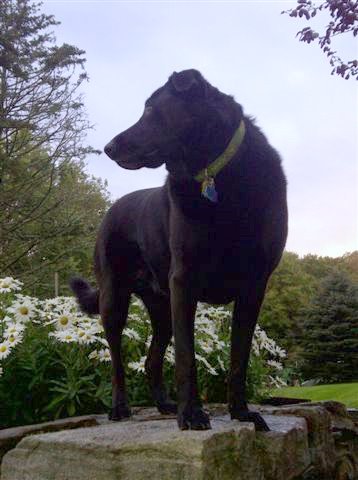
[71,69,288,431]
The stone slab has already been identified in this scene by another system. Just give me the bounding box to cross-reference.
[1,414,309,480]
[0,415,101,464]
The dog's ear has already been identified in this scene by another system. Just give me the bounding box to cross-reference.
[170,69,207,98]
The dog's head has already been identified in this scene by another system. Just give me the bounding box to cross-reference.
[104,69,243,178]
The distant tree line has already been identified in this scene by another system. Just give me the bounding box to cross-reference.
[259,251,358,383]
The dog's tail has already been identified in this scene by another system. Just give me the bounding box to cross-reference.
[70,277,100,315]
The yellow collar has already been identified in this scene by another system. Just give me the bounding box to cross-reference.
[194,119,245,183]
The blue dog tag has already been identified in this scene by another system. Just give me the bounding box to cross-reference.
[201,177,218,203]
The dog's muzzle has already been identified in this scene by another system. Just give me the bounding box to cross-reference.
[104,141,117,160]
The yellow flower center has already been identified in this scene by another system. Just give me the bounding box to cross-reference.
[0,345,7,353]
[78,330,85,337]
[59,316,69,326]
[8,336,15,343]
[2,282,9,288]
[65,335,72,341]
[19,306,29,315]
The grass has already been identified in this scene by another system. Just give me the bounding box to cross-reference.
[271,383,358,408]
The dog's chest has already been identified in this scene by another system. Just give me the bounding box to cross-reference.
[193,237,243,278]
[169,208,263,301]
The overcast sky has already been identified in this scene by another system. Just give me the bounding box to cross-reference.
[42,0,357,258]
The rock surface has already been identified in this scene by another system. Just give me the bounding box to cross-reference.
[0,414,101,464]
[1,404,357,480]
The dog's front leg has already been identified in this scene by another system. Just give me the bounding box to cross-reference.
[169,268,211,430]
[229,271,270,431]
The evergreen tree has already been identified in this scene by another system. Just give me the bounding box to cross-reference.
[301,270,358,382]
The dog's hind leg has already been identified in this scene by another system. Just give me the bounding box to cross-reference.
[99,277,131,421]
[228,269,270,432]
[140,292,177,415]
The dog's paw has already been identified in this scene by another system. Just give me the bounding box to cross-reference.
[152,386,177,415]
[109,403,132,421]
[230,409,270,432]
[177,406,211,430]
[157,400,177,415]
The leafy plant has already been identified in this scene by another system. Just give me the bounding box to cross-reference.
[0,277,286,428]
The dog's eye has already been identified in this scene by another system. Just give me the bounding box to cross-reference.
[144,106,153,116]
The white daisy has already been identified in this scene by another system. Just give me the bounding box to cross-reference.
[1,316,15,326]
[123,327,141,341]
[145,334,153,349]
[267,359,283,371]
[6,333,23,347]
[46,312,75,330]
[268,375,287,389]
[42,297,78,317]
[77,329,98,345]
[8,297,36,323]
[0,277,23,293]
[195,353,218,376]
[274,346,287,359]
[128,355,146,373]
[217,356,226,371]
[79,317,103,334]
[131,296,145,309]
[4,322,25,336]
[164,345,175,365]
[98,348,111,362]
[98,337,109,348]
[49,330,78,343]
[88,350,99,360]
[200,341,214,354]
[0,341,12,359]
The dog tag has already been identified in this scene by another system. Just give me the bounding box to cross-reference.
[201,177,218,203]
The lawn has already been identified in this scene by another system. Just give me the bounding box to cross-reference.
[271,383,358,408]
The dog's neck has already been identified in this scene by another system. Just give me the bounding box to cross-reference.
[193,119,246,202]
[168,115,248,209]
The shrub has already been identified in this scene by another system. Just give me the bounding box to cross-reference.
[0,277,286,428]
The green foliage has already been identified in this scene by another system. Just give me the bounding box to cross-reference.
[0,281,286,428]
[1,155,110,297]
[260,252,315,353]
[0,0,110,297]
[0,324,112,426]
[300,270,358,383]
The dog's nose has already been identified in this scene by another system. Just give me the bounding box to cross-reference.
[104,141,116,159]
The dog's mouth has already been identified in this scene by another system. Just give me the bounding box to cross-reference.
[116,160,142,170]
[115,149,163,170]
